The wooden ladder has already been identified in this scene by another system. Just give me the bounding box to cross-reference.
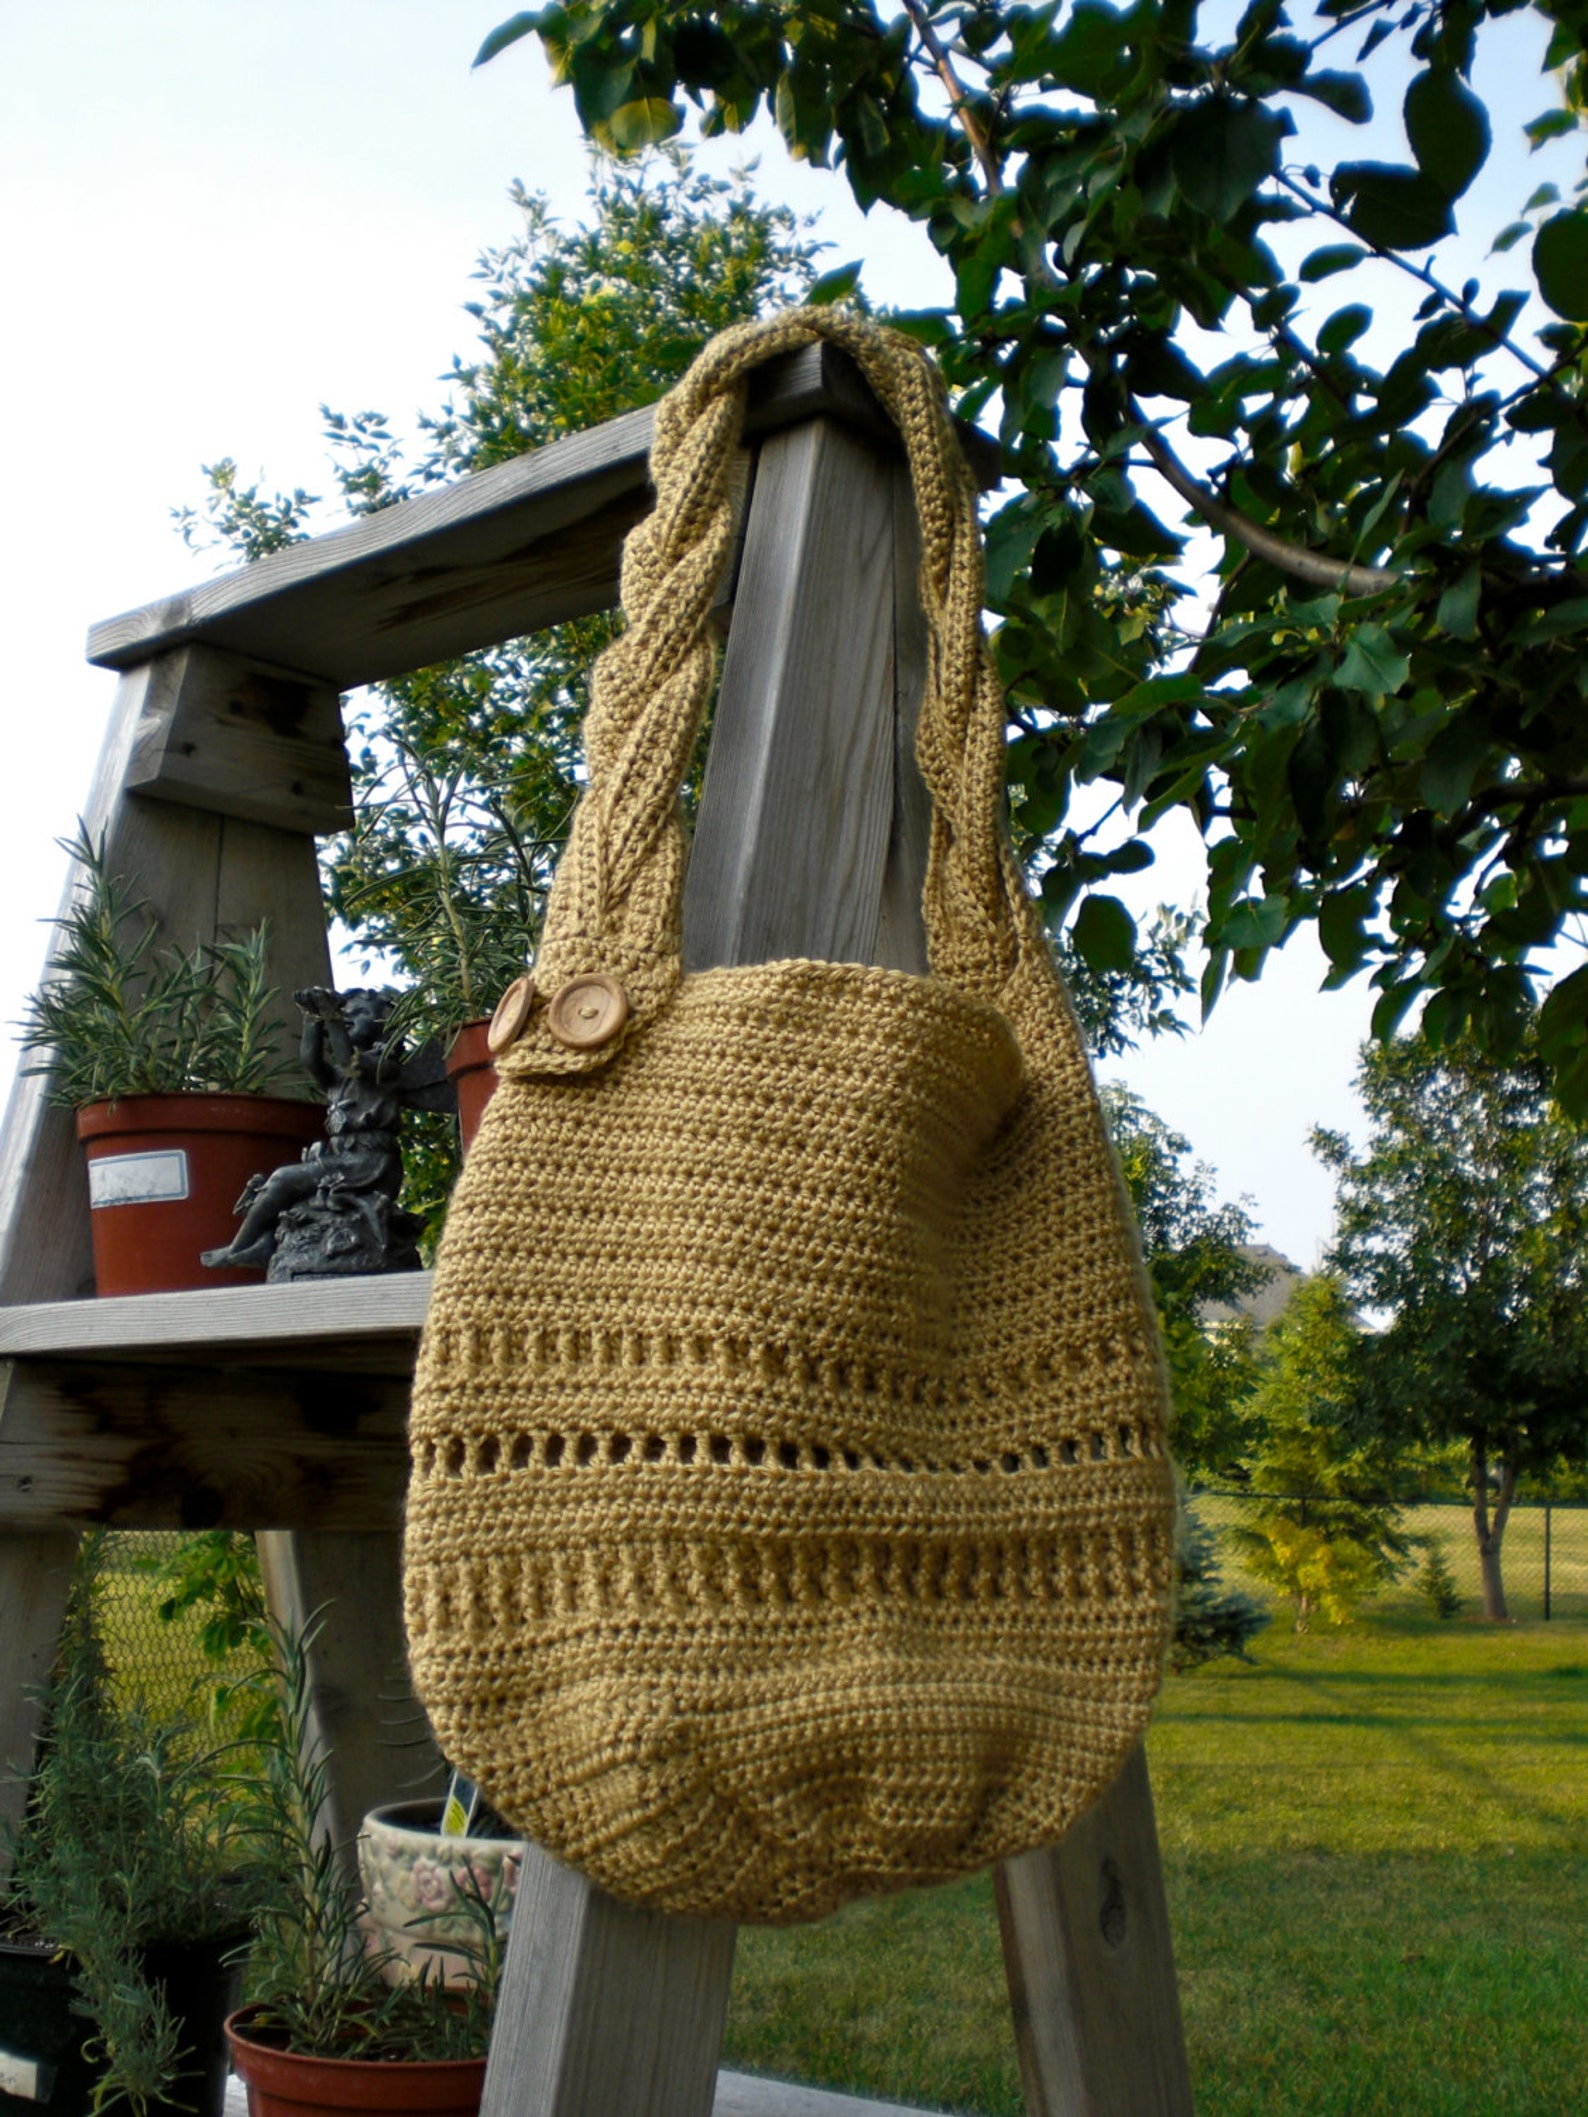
[0,346,1193,2117]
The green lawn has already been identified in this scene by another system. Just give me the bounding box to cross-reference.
[722,1617,1588,2115]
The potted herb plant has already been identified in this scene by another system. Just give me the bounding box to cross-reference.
[18,829,322,1294]
[224,1624,499,2117]
[2,1535,276,2117]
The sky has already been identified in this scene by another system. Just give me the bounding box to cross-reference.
[0,3,1577,1271]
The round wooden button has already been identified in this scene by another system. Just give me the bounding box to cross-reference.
[487,975,536,1056]
[546,973,629,1051]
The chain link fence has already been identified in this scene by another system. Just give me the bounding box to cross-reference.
[1187,1490,1588,1622]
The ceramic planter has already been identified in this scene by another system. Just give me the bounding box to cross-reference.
[357,1802,522,1987]
[444,1023,497,1155]
[76,1094,324,1295]
[225,2011,486,2117]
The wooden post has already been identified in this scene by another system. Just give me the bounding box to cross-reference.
[995,1748,1193,2116]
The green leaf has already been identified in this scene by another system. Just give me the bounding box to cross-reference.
[1534,212,1588,322]
[807,260,863,306]
[1436,567,1481,641]
[1300,243,1366,282]
[1419,717,1490,817]
[1490,222,1529,256]
[1220,893,1289,951]
[1334,164,1454,251]
[1298,71,1372,124]
[604,97,684,152]
[1317,304,1371,356]
[1335,623,1410,697]
[1525,108,1578,150]
[474,11,541,67]
[1071,894,1138,973]
[1048,2,1129,98]
[1170,98,1291,221]
[1403,70,1491,201]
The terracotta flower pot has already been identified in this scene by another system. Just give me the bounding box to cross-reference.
[76,1095,324,1296]
[357,1801,522,1987]
[225,2011,486,2117]
[444,1023,498,1155]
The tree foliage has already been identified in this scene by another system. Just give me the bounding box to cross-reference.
[1102,1083,1266,1471]
[481,0,1588,1105]
[1316,1022,1588,1612]
[1229,1271,1414,1624]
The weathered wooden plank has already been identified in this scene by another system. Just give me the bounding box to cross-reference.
[682,419,899,972]
[481,1845,738,2117]
[86,345,997,692]
[225,2071,930,2117]
[0,1529,78,1866]
[995,1745,1193,2117]
[256,1529,444,1860]
[123,643,353,835]
[0,1358,410,1529]
[712,2078,929,2117]
[0,1270,432,1362]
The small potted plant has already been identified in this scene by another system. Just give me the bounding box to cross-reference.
[18,829,322,1294]
[357,1780,522,1988]
[224,1625,499,2117]
[3,1535,276,2117]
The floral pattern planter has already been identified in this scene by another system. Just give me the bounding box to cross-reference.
[357,1802,523,1986]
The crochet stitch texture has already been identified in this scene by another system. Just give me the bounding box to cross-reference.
[404,310,1176,1925]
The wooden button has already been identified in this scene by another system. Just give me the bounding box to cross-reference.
[546,974,629,1051]
[487,975,536,1056]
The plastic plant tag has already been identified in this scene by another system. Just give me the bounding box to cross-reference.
[0,2044,55,2104]
[439,1769,481,1838]
[87,1148,189,1208]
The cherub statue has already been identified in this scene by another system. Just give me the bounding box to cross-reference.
[202,985,452,1282]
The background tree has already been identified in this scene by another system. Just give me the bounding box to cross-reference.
[1316,1023,1588,1616]
[1228,1272,1414,1626]
[480,0,1588,1109]
[182,154,821,1220]
[1102,1084,1267,1473]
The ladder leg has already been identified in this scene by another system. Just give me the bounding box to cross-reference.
[0,1529,79,1871]
[994,1745,1193,2117]
[256,1529,443,1862]
[481,1844,737,2117]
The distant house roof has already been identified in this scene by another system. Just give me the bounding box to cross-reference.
[1199,1243,1304,1330]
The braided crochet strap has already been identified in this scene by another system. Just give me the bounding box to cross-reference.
[499,309,1030,1081]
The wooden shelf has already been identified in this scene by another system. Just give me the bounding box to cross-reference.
[0,1274,432,1533]
[0,1271,432,1371]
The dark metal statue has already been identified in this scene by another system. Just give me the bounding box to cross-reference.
[202,986,452,1283]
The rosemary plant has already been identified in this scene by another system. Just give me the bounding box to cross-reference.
[226,1615,500,2063]
[18,829,299,1107]
[4,1535,277,2116]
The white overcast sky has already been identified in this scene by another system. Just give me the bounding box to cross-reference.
[0,3,1577,1268]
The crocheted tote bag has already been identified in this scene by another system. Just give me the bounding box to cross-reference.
[404,309,1176,1926]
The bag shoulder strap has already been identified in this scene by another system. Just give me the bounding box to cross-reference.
[500,309,1032,1079]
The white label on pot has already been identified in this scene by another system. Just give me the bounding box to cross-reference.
[88,1148,190,1208]
[0,2043,54,2102]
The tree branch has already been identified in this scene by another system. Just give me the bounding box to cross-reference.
[901,0,1005,193]
[1136,420,1402,595]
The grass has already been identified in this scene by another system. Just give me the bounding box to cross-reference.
[721,1616,1588,2115]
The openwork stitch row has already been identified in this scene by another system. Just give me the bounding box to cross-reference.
[428,1321,1162,1419]
[414,1522,1171,1628]
[415,1419,1157,1482]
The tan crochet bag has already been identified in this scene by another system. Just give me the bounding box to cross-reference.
[404,310,1175,1926]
